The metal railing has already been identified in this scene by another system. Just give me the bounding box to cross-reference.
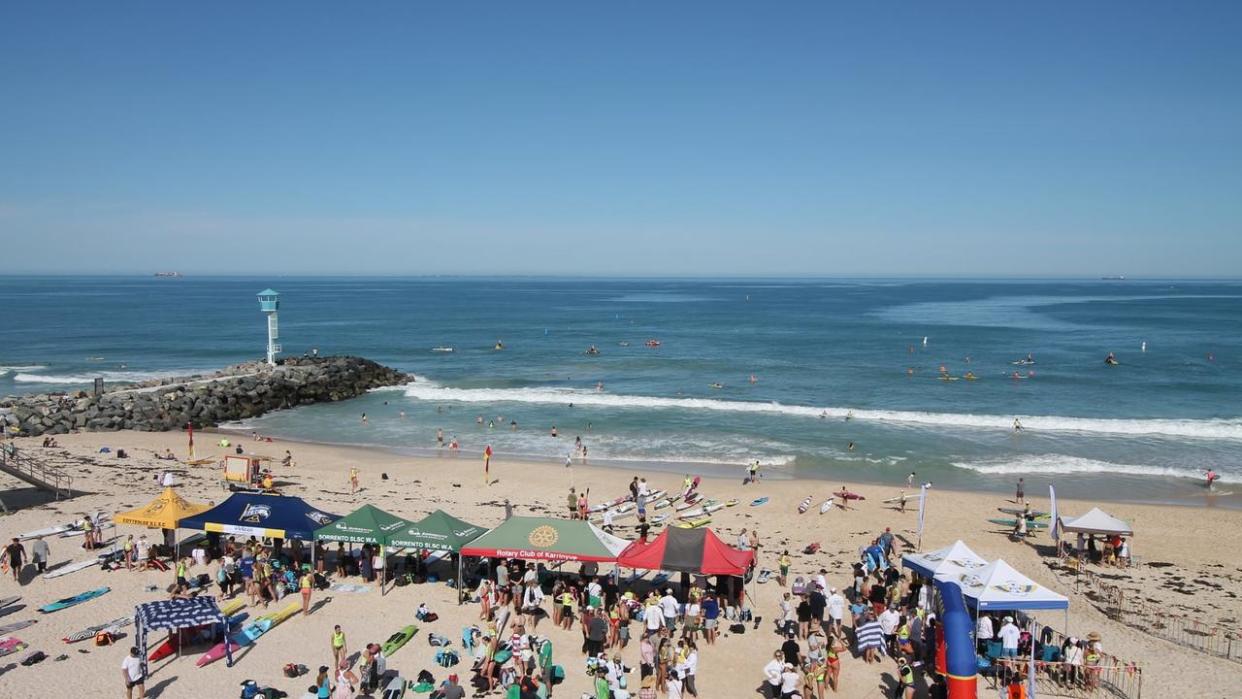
[0,444,73,499]
[1077,567,1241,664]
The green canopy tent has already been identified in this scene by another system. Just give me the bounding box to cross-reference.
[460,515,628,561]
[389,509,488,603]
[313,504,417,595]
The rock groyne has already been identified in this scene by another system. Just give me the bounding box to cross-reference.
[0,356,408,436]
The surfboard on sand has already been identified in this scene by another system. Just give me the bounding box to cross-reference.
[819,499,834,514]
[381,624,418,657]
[43,557,101,580]
[835,490,865,501]
[797,496,812,514]
[997,507,1048,518]
[0,596,20,609]
[382,674,407,699]
[750,497,769,507]
[0,619,37,636]
[39,587,109,613]
[64,616,132,643]
[987,518,1049,529]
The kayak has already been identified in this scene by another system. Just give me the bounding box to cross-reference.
[40,586,109,613]
[63,615,132,643]
[588,495,631,514]
[988,518,1049,529]
[836,491,866,501]
[819,499,835,514]
[381,624,419,657]
[797,496,812,514]
[750,497,769,507]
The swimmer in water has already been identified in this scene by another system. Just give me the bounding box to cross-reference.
[1205,469,1219,487]
[1105,352,1118,365]
[845,410,854,422]
[847,442,855,452]
[1013,417,1023,432]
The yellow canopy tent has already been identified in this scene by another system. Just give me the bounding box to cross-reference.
[115,487,210,529]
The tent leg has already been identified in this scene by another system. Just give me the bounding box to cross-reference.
[457,555,463,606]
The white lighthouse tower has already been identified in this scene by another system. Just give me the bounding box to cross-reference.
[257,289,281,366]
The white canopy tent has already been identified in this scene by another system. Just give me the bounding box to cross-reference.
[957,558,1070,611]
[1058,507,1133,536]
[902,539,989,580]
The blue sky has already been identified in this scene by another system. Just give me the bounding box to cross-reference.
[1,2,1239,276]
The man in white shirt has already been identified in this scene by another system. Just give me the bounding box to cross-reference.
[602,508,615,533]
[638,479,650,497]
[826,587,846,634]
[659,589,679,631]
[976,613,994,654]
[645,603,664,635]
[878,607,901,656]
[762,651,784,699]
[997,616,1021,657]
[779,663,801,698]
[121,646,145,699]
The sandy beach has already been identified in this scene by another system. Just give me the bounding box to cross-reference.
[1,429,1240,699]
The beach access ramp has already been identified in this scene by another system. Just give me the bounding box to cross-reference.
[0,445,74,505]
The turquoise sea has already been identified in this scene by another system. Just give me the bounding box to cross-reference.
[2,276,1240,507]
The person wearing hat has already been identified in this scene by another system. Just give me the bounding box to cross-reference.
[659,588,679,632]
[778,661,801,699]
[440,673,466,699]
[763,649,784,699]
[998,616,1020,657]
[313,665,331,699]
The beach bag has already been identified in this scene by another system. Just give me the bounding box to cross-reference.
[792,576,806,594]
[417,669,435,685]
[424,612,438,622]
[435,648,459,667]
[552,665,566,684]
[283,663,307,678]
[728,623,746,635]
[493,648,513,664]
[427,633,451,647]
[394,574,410,587]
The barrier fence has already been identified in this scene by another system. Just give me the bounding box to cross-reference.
[1077,567,1241,664]
[987,621,1143,699]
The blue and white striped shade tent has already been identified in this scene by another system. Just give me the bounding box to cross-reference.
[135,597,231,676]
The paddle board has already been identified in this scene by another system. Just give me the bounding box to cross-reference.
[39,586,109,613]
[835,491,865,501]
[218,598,246,618]
[63,615,132,643]
[724,498,739,507]
[797,496,812,514]
[382,675,407,699]
[651,498,672,510]
[0,619,37,635]
[749,497,769,507]
[43,557,101,580]
[650,514,670,525]
[0,596,19,609]
[987,518,1049,529]
[59,513,109,538]
[266,601,301,626]
[819,499,834,514]
[196,613,276,667]
[381,624,418,657]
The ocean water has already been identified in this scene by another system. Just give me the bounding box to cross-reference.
[2,276,1240,507]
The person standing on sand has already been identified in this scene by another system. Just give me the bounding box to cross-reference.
[1015,478,1025,503]
[31,536,50,574]
[330,625,348,670]
[567,488,578,519]
[300,567,315,616]
[483,444,493,485]
[349,468,359,495]
[3,537,25,581]
[122,646,146,699]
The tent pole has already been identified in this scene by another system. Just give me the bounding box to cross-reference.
[457,554,463,606]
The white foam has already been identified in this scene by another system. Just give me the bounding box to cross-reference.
[951,454,1240,484]
[0,365,46,377]
[401,382,1242,442]
[14,370,184,385]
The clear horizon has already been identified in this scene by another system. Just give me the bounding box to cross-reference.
[2,3,1240,276]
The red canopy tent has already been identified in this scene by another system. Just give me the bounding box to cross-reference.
[617,525,754,575]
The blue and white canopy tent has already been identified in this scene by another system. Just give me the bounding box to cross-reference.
[179,493,340,541]
[135,597,231,676]
[902,539,989,581]
[957,559,1069,611]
